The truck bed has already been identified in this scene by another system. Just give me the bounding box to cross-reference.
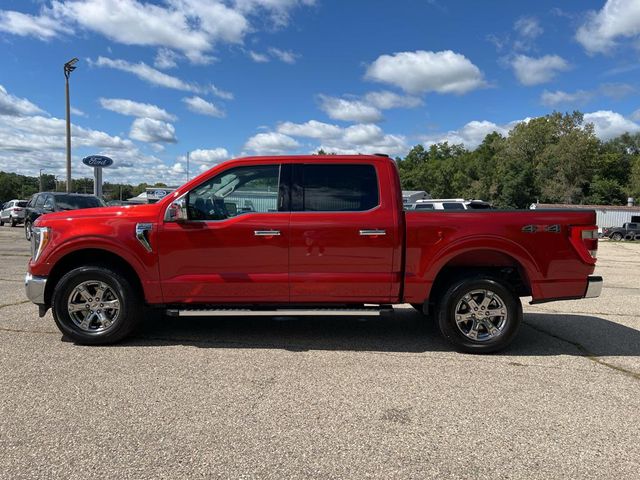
[403,209,597,304]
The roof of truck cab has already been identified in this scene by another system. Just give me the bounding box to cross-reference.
[231,154,395,164]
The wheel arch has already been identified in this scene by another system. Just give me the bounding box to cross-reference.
[44,249,145,307]
[424,248,533,311]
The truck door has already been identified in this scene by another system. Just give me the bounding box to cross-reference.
[289,162,396,303]
[158,163,290,303]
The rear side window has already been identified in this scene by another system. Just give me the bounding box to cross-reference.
[298,164,379,212]
[443,202,465,210]
[55,195,105,210]
[17,201,27,207]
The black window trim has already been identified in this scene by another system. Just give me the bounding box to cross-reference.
[184,163,287,222]
[290,163,381,214]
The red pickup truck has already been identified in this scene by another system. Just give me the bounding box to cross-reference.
[25,155,602,352]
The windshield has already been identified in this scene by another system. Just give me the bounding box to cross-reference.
[55,195,106,210]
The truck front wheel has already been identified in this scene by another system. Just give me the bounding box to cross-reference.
[52,266,142,344]
[436,276,522,354]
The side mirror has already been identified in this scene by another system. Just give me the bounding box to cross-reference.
[44,205,53,212]
[164,197,188,223]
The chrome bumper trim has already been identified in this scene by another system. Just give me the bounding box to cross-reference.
[25,273,47,304]
[585,276,603,299]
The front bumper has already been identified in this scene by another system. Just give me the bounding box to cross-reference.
[584,275,603,298]
[25,273,47,304]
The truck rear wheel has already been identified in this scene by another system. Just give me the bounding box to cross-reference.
[436,276,522,354]
[52,266,142,345]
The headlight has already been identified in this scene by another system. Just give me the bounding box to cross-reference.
[31,226,51,262]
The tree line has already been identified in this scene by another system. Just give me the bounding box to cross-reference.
[397,111,640,208]
[2,111,639,208]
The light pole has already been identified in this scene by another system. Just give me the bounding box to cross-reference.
[39,169,43,192]
[64,57,78,193]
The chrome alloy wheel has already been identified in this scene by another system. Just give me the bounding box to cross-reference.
[454,289,508,342]
[67,280,121,333]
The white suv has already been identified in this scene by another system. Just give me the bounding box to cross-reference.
[409,198,492,211]
[0,199,27,227]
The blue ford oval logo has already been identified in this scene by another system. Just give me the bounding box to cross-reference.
[82,155,114,167]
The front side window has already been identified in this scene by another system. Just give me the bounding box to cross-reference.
[187,164,281,221]
[35,195,45,207]
[298,164,379,212]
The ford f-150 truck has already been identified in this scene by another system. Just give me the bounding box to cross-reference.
[25,155,602,352]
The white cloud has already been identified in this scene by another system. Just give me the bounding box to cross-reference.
[248,50,269,63]
[93,56,233,100]
[0,1,314,65]
[0,85,45,116]
[576,0,640,54]
[364,91,423,109]
[171,162,185,174]
[422,120,513,149]
[99,98,175,121]
[51,0,247,60]
[277,120,342,139]
[583,110,640,140]
[268,47,299,64]
[154,48,178,69]
[188,148,229,163]
[129,117,177,143]
[235,0,316,28]
[1,114,134,150]
[319,124,407,156]
[244,132,300,154]
[0,9,65,40]
[94,56,202,92]
[318,95,382,123]
[514,16,543,39]
[182,96,225,118]
[599,82,636,99]
[510,54,570,86]
[365,50,486,94]
[540,90,594,107]
[631,109,640,121]
[70,107,86,117]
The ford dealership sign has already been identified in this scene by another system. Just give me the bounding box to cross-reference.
[82,155,113,168]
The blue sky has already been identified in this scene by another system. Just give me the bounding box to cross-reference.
[0,0,639,184]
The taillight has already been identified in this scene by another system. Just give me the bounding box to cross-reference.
[14,207,22,211]
[570,226,598,264]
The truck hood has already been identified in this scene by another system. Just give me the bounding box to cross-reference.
[35,203,161,224]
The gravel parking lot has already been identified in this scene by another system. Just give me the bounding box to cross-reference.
[0,225,639,479]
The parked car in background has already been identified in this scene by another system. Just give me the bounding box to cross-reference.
[0,199,28,227]
[24,193,106,240]
[602,222,640,241]
[407,198,492,210]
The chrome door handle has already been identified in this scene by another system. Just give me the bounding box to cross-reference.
[254,230,281,236]
[359,229,386,236]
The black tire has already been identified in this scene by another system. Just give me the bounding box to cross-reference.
[52,266,142,345]
[436,276,522,354]
[611,232,623,241]
[10,216,17,227]
[24,220,32,241]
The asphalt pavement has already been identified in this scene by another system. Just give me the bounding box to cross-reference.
[0,225,638,479]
